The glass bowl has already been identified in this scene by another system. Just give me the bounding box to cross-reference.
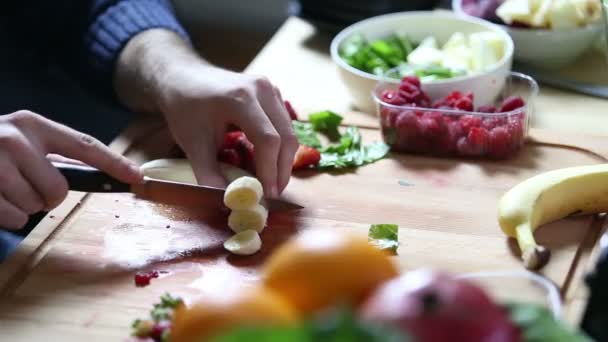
[373,72,539,159]
[458,270,562,319]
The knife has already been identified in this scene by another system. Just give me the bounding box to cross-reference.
[53,162,304,212]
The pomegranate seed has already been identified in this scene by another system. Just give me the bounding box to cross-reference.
[499,96,525,112]
[477,105,497,113]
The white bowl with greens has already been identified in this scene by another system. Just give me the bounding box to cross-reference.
[330,11,514,113]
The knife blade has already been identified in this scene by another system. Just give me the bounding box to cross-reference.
[53,162,303,212]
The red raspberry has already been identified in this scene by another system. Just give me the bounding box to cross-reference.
[223,131,245,149]
[499,96,525,112]
[477,105,497,113]
[395,111,421,149]
[401,76,421,88]
[284,100,298,120]
[382,89,407,105]
[454,97,474,111]
[463,92,474,101]
[507,119,525,148]
[467,127,490,155]
[447,91,463,101]
[457,137,475,156]
[482,117,501,130]
[218,148,242,168]
[419,93,431,108]
[459,115,482,133]
[438,121,465,154]
[489,126,513,158]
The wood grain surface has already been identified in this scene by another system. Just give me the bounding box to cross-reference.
[0,16,607,341]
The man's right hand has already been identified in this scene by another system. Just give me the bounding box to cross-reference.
[0,110,143,230]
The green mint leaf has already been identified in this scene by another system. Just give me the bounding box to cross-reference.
[292,121,322,148]
[210,326,308,342]
[363,142,390,163]
[368,224,399,254]
[506,303,591,342]
[309,111,343,140]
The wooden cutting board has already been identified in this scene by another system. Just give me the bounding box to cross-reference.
[0,115,606,341]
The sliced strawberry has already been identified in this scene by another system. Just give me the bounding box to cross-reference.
[218,148,242,168]
[284,100,299,120]
[234,135,255,172]
[224,131,246,149]
[292,145,321,170]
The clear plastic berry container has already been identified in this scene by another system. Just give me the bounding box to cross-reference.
[373,72,538,159]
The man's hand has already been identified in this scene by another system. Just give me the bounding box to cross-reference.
[114,30,298,197]
[0,111,143,230]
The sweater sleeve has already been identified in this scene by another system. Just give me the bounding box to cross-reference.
[85,0,190,76]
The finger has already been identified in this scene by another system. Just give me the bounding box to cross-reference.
[182,133,227,188]
[1,167,45,214]
[0,194,28,230]
[12,140,70,210]
[233,100,281,197]
[29,117,143,184]
[258,84,299,194]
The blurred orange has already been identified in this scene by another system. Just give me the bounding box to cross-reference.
[263,229,399,315]
[171,286,297,342]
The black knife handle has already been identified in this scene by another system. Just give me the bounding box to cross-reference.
[53,162,131,193]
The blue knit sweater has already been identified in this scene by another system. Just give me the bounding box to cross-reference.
[0,0,190,90]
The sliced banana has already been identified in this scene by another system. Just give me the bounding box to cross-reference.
[223,176,263,210]
[223,230,262,255]
[228,204,268,233]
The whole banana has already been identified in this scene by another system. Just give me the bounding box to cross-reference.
[498,164,608,270]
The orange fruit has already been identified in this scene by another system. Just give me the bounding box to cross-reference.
[263,229,399,316]
[170,286,297,342]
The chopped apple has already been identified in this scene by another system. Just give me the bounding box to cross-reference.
[443,32,467,50]
[549,0,582,29]
[418,36,438,49]
[407,46,444,66]
[497,0,533,25]
[469,33,500,72]
[532,0,554,27]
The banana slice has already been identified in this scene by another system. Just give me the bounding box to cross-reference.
[223,230,262,255]
[223,176,264,210]
[228,204,268,233]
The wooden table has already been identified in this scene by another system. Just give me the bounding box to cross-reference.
[1,17,607,341]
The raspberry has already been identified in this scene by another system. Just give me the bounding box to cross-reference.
[218,148,242,168]
[499,96,525,112]
[284,100,298,120]
[488,126,512,158]
[463,92,474,101]
[447,91,463,101]
[419,93,431,108]
[395,111,421,149]
[454,97,474,111]
[399,88,422,104]
[467,127,490,155]
[459,115,482,133]
[438,121,465,154]
[482,117,505,130]
[401,76,421,88]
[223,131,245,149]
[382,89,407,106]
[507,118,525,148]
[420,117,442,138]
[457,137,475,156]
[477,105,496,113]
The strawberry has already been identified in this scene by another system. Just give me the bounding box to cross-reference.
[284,100,299,120]
[218,148,242,168]
[234,135,255,172]
[292,145,321,170]
[224,131,246,149]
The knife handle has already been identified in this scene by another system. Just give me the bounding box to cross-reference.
[53,162,131,193]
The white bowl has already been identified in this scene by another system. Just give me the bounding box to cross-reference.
[452,0,604,69]
[330,11,514,114]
